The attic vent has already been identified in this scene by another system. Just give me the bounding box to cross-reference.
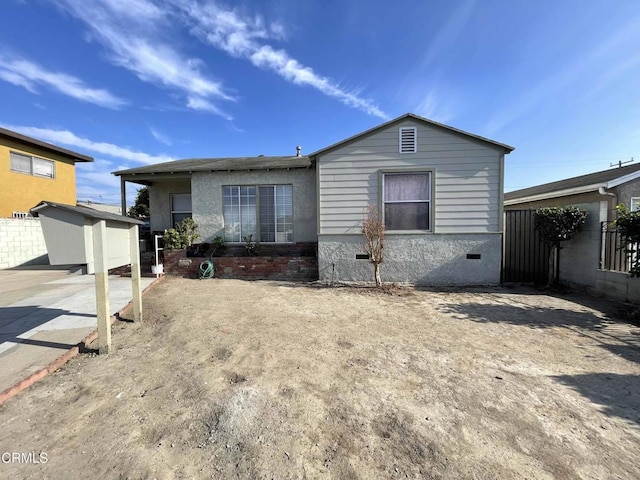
[399,127,417,153]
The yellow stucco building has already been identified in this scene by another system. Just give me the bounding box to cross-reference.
[0,127,93,217]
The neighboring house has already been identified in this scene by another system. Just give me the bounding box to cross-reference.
[505,163,640,300]
[0,127,93,217]
[113,113,514,284]
[77,201,122,215]
[0,127,93,269]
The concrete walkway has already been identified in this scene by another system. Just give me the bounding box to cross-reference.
[0,267,155,394]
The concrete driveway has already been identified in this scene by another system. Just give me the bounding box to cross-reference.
[0,266,155,394]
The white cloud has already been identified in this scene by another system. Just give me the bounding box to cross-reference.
[0,51,126,108]
[172,1,387,118]
[0,124,174,165]
[52,0,234,117]
[149,126,172,146]
[414,90,454,124]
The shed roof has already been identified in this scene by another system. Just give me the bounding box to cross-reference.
[31,201,143,224]
[112,155,311,176]
[309,113,515,157]
[0,127,93,163]
[505,163,640,204]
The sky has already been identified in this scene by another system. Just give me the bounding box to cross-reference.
[1,0,639,208]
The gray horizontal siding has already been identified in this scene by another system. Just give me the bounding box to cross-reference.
[317,119,503,234]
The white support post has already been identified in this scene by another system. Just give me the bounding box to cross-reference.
[129,224,143,323]
[92,219,111,354]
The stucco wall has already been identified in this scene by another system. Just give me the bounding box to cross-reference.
[149,179,191,232]
[614,179,640,209]
[0,218,48,269]
[555,201,603,289]
[191,168,317,242]
[0,139,78,217]
[318,233,501,285]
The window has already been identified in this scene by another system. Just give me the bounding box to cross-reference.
[399,127,417,154]
[10,152,55,179]
[631,197,640,211]
[383,173,431,231]
[171,193,192,226]
[223,185,293,243]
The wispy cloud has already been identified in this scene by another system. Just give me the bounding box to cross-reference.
[0,124,174,164]
[414,89,455,124]
[171,1,387,118]
[0,51,126,108]
[420,0,476,69]
[149,126,172,146]
[52,0,234,118]
[485,16,640,135]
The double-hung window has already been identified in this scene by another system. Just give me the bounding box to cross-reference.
[10,152,55,179]
[171,194,192,226]
[223,185,293,243]
[383,173,431,231]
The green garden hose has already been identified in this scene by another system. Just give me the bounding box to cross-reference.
[198,254,215,279]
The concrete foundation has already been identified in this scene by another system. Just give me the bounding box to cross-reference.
[318,233,502,285]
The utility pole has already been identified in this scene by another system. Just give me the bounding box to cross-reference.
[610,157,634,168]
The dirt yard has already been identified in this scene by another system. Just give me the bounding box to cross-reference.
[1,278,639,479]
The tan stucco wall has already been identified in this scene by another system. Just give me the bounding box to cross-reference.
[0,138,77,217]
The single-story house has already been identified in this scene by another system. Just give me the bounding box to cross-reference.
[505,163,640,300]
[113,113,514,284]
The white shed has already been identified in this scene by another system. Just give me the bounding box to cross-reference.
[31,201,142,274]
[31,200,144,354]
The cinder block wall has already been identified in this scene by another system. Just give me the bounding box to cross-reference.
[0,218,48,269]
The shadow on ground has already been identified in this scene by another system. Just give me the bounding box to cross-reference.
[553,373,640,426]
[0,305,93,348]
[440,298,640,425]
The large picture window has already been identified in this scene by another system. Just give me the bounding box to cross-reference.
[10,151,55,179]
[383,173,431,231]
[171,193,192,226]
[223,185,293,243]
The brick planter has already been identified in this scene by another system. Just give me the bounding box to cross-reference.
[163,246,318,281]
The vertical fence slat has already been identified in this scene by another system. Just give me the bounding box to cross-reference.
[601,221,630,274]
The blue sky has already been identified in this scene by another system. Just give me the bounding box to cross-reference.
[1,0,639,207]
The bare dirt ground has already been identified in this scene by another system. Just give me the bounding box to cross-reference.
[1,278,639,479]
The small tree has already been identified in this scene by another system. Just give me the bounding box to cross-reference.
[534,206,587,285]
[613,204,640,277]
[362,205,385,287]
[128,187,150,218]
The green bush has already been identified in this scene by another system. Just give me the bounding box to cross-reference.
[614,204,640,277]
[534,206,587,247]
[163,217,201,250]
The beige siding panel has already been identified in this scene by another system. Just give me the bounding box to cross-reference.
[318,118,502,234]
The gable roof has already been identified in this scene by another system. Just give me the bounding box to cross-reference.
[309,113,515,157]
[505,163,640,204]
[112,155,311,176]
[31,200,142,224]
[0,127,93,163]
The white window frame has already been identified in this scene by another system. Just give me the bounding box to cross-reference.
[381,170,433,232]
[10,151,55,179]
[630,197,640,211]
[170,193,192,227]
[222,184,294,244]
[399,127,417,154]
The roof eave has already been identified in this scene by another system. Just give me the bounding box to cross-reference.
[605,169,640,189]
[504,183,603,206]
[0,127,94,163]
